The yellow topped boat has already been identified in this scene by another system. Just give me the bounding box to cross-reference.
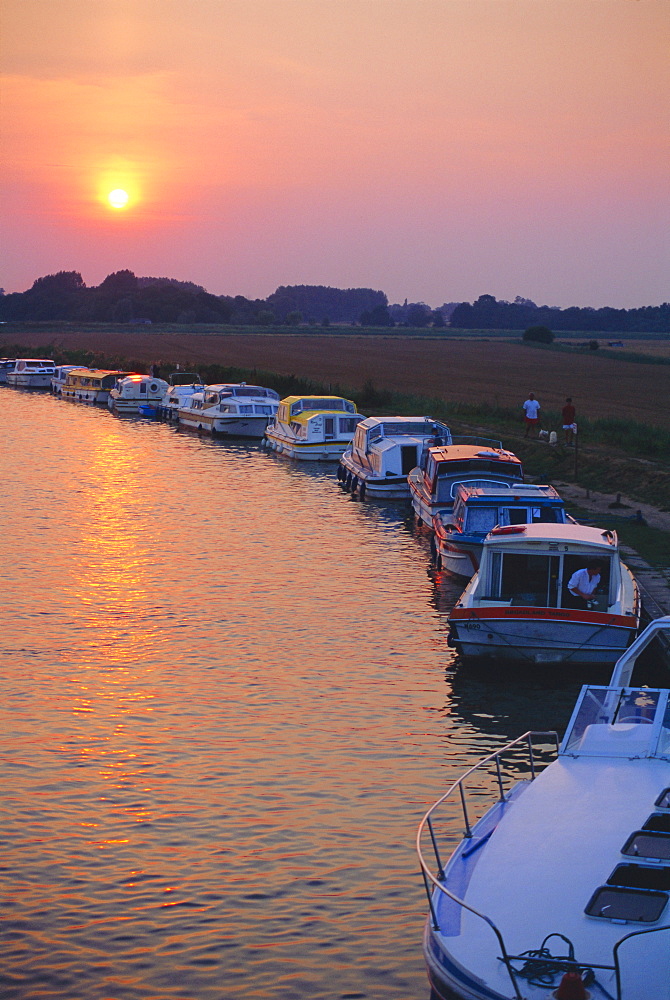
[264,395,364,461]
[62,368,137,404]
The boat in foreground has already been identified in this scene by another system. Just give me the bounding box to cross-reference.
[265,395,364,460]
[409,442,524,527]
[338,415,452,499]
[178,382,279,437]
[418,616,670,1000]
[432,484,570,578]
[6,358,56,389]
[448,522,640,665]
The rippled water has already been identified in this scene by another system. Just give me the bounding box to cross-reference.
[0,390,588,1000]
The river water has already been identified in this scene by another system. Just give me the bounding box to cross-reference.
[0,389,590,1000]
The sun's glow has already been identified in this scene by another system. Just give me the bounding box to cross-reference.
[108,188,129,209]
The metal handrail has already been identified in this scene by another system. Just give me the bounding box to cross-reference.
[416,731,559,999]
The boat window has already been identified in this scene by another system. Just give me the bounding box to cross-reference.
[493,552,560,607]
[561,555,611,609]
[465,507,498,534]
[401,444,418,475]
[585,885,668,922]
[254,405,274,414]
[563,687,663,756]
[508,507,528,525]
[656,789,670,809]
[239,405,253,414]
[340,417,360,434]
[607,863,670,891]
[218,403,230,412]
[368,424,383,442]
[622,831,670,862]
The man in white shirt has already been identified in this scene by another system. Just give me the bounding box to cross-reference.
[522,392,541,437]
[566,561,603,609]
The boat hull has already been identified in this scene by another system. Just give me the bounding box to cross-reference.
[179,413,270,438]
[338,458,410,498]
[449,607,639,664]
[62,388,109,404]
[266,432,351,460]
[6,373,52,389]
[434,537,482,577]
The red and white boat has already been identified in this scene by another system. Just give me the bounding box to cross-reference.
[448,522,640,665]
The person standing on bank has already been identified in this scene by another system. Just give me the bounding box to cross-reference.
[562,397,576,445]
[566,560,603,609]
[522,392,541,437]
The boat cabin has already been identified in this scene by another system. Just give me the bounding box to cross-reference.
[422,444,524,503]
[63,368,136,403]
[203,383,279,416]
[349,416,452,476]
[276,396,361,439]
[449,483,567,535]
[476,523,622,611]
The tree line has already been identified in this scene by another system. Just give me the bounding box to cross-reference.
[0,272,667,332]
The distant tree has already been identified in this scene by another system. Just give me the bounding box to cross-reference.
[523,325,554,344]
[285,310,302,326]
[256,310,275,325]
[431,309,446,328]
[406,303,431,327]
[589,339,600,350]
[112,298,133,323]
[360,304,393,327]
[100,270,138,295]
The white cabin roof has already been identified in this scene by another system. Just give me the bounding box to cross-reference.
[484,521,617,549]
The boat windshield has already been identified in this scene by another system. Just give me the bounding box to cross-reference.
[562,686,670,758]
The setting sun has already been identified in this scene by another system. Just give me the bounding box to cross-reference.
[108,188,129,209]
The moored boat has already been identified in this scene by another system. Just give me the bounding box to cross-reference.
[417,616,670,1000]
[264,395,364,460]
[158,373,204,423]
[432,483,571,578]
[409,441,524,526]
[448,522,640,665]
[108,374,169,414]
[178,382,279,437]
[51,365,85,395]
[0,359,17,384]
[338,415,452,499]
[62,368,137,404]
[6,358,56,389]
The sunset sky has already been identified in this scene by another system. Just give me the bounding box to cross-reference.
[2,0,668,308]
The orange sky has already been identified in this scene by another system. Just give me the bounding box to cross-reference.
[1,0,668,307]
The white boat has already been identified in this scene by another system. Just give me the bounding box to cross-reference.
[417,616,670,1000]
[6,358,56,389]
[448,522,640,664]
[338,416,452,499]
[432,484,571,578]
[178,382,279,437]
[0,359,17,384]
[108,374,169,414]
[409,441,524,527]
[51,365,85,395]
[158,373,204,423]
[62,368,137,404]
[264,395,364,460]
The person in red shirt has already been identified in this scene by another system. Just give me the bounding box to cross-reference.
[562,397,576,445]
